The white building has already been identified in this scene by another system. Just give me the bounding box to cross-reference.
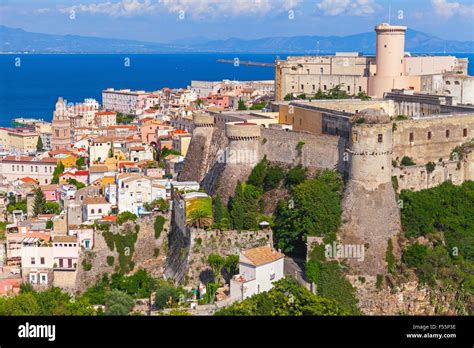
[83,196,112,221]
[102,88,148,115]
[230,246,285,301]
[117,174,167,215]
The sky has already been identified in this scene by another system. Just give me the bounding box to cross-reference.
[0,0,473,42]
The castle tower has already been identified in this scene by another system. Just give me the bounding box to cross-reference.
[348,109,393,190]
[340,108,400,276]
[368,23,409,98]
[51,97,72,151]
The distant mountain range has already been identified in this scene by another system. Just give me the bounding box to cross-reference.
[1,25,473,54]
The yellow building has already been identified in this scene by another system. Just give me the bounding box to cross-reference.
[5,129,39,155]
[60,155,79,168]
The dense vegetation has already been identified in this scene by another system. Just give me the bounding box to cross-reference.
[305,244,360,315]
[0,285,95,316]
[399,181,474,314]
[102,225,138,274]
[274,170,343,253]
[215,277,348,316]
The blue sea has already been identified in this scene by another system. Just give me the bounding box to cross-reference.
[0,53,473,127]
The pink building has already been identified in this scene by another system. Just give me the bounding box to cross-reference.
[205,95,230,109]
[140,120,163,145]
[39,185,59,202]
[53,236,79,270]
[0,277,22,296]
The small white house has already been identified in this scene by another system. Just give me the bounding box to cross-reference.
[230,245,285,301]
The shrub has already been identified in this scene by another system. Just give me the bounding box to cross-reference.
[376,274,384,290]
[116,212,137,225]
[154,216,165,239]
[285,165,306,187]
[155,285,178,309]
[106,256,114,267]
[425,161,436,173]
[402,243,428,268]
[82,260,92,271]
[401,156,416,166]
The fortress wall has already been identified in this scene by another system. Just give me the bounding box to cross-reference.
[392,116,474,164]
[179,125,214,182]
[392,161,464,192]
[261,128,345,171]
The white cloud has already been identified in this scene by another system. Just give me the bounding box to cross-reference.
[59,0,302,18]
[316,0,380,16]
[61,0,159,17]
[431,0,474,18]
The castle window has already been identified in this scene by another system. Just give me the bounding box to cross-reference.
[455,81,460,85]
[323,85,327,91]
[359,86,362,92]
[378,134,383,143]
[320,67,324,74]
[384,44,387,48]
[301,84,304,90]
[446,130,450,138]
[463,128,467,137]
[347,86,350,92]
[446,81,451,85]
[427,131,432,140]
[91,209,95,214]
[312,84,316,90]
[409,133,414,142]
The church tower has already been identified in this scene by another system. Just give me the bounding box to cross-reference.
[51,97,72,150]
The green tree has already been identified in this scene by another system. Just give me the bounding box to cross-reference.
[229,182,262,231]
[275,170,343,253]
[215,277,348,316]
[247,157,268,188]
[36,136,44,152]
[224,255,239,279]
[155,285,178,309]
[285,165,307,187]
[237,98,247,110]
[116,211,137,225]
[68,178,86,190]
[32,187,47,216]
[51,161,65,184]
[45,201,61,215]
[263,165,285,191]
[75,156,86,169]
[208,254,226,283]
[187,209,212,228]
[105,289,134,316]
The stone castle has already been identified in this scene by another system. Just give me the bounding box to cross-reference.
[178,23,474,278]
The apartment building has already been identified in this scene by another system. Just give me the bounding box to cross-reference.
[102,88,148,115]
[0,156,59,184]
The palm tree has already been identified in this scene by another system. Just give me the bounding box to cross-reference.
[187,209,212,228]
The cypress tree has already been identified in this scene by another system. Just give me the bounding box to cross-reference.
[33,187,47,216]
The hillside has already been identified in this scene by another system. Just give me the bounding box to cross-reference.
[1,25,472,54]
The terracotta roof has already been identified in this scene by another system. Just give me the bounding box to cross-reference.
[102,216,117,222]
[241,246,284,267]
[39,184,59,191]
[0,156,57,163]
[89,165,109,173]
[84,196,108,205]
[20,177,38,184]
[53,235,77,243]
[96,111,116,115]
